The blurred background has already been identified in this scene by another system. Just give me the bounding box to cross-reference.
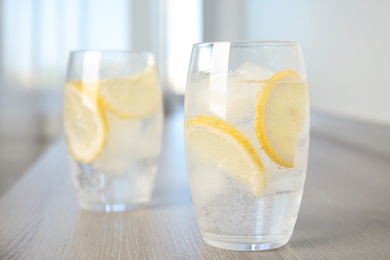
[0,0,389,195]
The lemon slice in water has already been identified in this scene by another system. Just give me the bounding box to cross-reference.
[64,82,107,163]
[186,116,265,198]
[254,70,308,168]
[98,65,161,119]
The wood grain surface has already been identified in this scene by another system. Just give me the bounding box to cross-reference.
[1,109,390,260]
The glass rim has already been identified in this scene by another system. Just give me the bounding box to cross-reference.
[68,50,153,55]
[192,40,300,48]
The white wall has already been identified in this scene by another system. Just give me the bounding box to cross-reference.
[204,0,390,126]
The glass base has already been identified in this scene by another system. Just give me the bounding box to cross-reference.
[70,158,159,213]
[79,201,147,212]
[203,234,290,251]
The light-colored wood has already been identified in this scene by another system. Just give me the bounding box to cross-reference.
[1,109,390,259]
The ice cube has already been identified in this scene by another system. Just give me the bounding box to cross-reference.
[188,159,228,208]
[220,62,273,126]
[231,61,274,81]
[186,75,212,119]
[93,111,144,176]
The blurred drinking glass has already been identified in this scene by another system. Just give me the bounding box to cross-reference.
[64,51,163,212]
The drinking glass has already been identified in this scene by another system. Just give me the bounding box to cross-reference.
[64,51,163,212]
[184,41,309,250]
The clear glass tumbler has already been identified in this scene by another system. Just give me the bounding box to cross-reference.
[184,41,310,250]
[64,51,163,212]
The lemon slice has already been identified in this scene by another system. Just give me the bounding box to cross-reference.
[64,82,107,163]
[254,70,308,168]
[70,81,100,100]
[98,65,161,119]
[186,116,265,198]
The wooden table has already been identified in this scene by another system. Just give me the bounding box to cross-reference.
[1,108,390,259]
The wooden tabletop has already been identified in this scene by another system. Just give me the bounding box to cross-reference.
[1,108,390,259]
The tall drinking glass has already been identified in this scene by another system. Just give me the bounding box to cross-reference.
[64,51,163,212]
[184,41,310,250]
